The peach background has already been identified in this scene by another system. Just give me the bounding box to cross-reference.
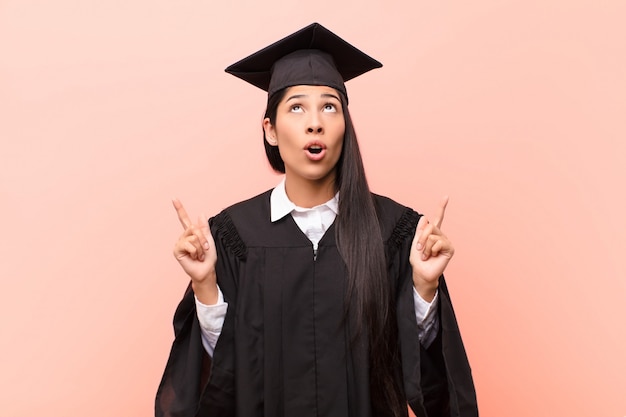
[1,1,625,416]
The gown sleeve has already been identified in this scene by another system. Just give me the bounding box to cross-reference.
[390,207,479,417]
[155,211,244,417]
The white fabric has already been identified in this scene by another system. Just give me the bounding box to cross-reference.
[270,178,339,251]
[413,288,439,346]
[195,290,228,356]
[196,178,439,355]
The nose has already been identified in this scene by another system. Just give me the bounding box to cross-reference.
[306,114,323,134]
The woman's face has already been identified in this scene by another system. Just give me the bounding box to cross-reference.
[263,85,345,187]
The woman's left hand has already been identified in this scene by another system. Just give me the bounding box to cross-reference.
[410,197,455,301]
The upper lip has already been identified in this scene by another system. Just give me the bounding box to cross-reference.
[303,141,326,150]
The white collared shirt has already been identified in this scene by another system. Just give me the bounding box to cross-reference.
[271,178,338,257]
[196,178,439,356]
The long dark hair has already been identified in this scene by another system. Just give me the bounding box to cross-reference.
[263,88,405,417]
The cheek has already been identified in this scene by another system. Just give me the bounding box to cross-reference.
[325,115,344,135]
[274,119,300,146]
[333,124,346,148]
[335,141,344,159]
[331,133,345,162]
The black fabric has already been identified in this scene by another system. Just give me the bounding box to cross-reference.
[225,22,382,102]
[155,191,478,417]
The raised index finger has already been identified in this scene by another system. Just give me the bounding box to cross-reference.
[172,198,192,229]
[433,196,449,229]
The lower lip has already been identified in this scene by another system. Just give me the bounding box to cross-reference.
[305,149,326,161]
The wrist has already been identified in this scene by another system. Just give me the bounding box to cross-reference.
[192,270,218,304]
[413,275,439,303]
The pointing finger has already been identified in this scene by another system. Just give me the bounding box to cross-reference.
[434,196,449,229]
[173,198,192,229]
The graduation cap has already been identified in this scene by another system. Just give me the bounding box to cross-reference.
[225,22,382,103]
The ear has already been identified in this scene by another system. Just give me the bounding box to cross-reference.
[263,118,278,146]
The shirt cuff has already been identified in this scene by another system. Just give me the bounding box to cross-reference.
[413,287,440,348]
[195,286,228,332]
[413,287,438,322]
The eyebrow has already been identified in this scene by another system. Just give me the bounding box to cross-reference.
[322,93,341,101]
[286,93,341,102]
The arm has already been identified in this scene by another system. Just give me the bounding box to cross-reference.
[410,197,454,302]
[403,198,477,416]
[408,197,451,349]
[195,286,228,356]
[172,198,219,304]
[156,207,241,417]
[413,287,439,347]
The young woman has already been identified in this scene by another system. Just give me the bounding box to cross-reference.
[156,23,477,417]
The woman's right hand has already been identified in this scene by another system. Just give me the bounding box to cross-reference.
[172,198,219,304]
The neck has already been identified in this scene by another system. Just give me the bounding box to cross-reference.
[284,174,336,208]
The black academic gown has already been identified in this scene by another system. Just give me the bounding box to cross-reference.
[155,191,478,417]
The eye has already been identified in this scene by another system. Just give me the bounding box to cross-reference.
[323,103,337,112]
[290,104,303,113]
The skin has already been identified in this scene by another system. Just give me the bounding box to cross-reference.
[410,196,454,302]
[172,199,218,304]
[172,85,454,304]
[263,85,345,208]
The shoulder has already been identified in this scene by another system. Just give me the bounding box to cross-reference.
[209,190,273,258]
[372,194,421,235]
[372,193,422,252]
[211,190,272,225]
[373,193,413,218]
[224,189,272,220]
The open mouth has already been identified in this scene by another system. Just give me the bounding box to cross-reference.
[308,145,323,154]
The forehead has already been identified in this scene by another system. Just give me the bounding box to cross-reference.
[283,85,341,99]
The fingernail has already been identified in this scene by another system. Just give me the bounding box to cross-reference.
[422,253,428,261]
[203,242,209,250]
[416,242,422,250]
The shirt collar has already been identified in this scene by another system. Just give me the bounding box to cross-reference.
[270,177,339,222]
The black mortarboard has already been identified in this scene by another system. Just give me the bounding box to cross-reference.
[225,23,382,103]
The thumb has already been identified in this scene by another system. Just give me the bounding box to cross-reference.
[199,213,215,246]
[412,215,427,251]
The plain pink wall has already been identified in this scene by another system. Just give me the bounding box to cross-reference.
[1,1,625,416]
